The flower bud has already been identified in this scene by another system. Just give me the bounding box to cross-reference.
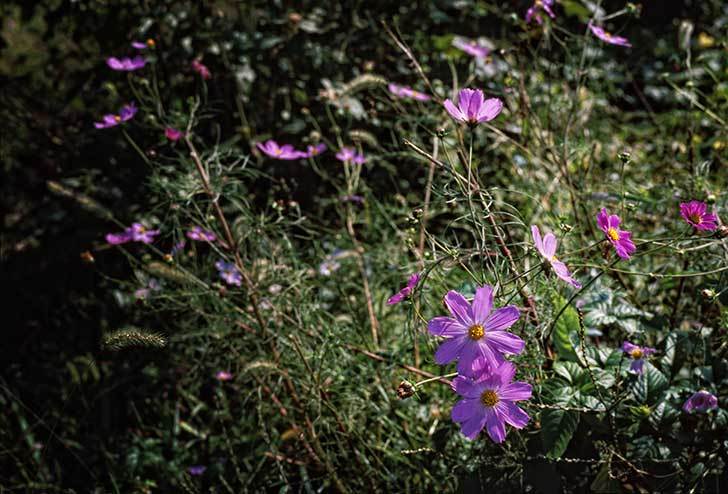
[397,380,415,399]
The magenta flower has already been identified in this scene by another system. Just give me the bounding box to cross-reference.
[215,370,233,381]
[106,56,146,71]
[680,200,718,231]
[303,143,327,158]
[451,360,531,442]
[621,341,656,375]
[428,285,523,375]
[191,59,211,79]
[388,83,431,102]
[94,103,138,129]
[444,88,503,127]
[452,37,490,59]
[683,391,718,413]
[387,273,421,305]
[589,24,632,47]
[215,260,242,286]
[525,0,556,25]
[531,225,581,288]
[131,39,155,50]
[187,465,206,476]
[187,226,216,242]
[335,147,366,165]
[256,140,305,160]
[597,208,636,259]
[106,222,159,245]
[165,127,184,141]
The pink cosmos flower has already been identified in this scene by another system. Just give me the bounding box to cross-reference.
[531,225,581,288]
[215,260,242,286]
[680,201,718,231]
[191,59,211,79]
[388,83,431,102]
[303,143,327,158]
[444,88,503,127]
[256,140,305,160]
[107,56,146,71]
[165,127,184,141]
[186,226,216,242]
[428,285,523,376]
[94,103,138,129]
[525,0,556,25]
[106,222,159,245]
[336,147,366,165]
[683,391,718,413]
[451,360,532,442]
[131,39,155,50]
[452,37,490,59]
[589,24,632,47]
[215,371,233,381]
[387,273,421,305]
[597,208,636,259]
[621,341,656,374]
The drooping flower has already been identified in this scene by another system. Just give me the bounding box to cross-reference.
[215,260,242,286]
[191,59,211,79]
[187,465,207,476]
[215,371,233,381]
[165,127,184,141]
[335,147,366,165]
[256,140,305,160]
[680,200,718,231]
[93,103,138,129]
[187,226,217,242]
[387,273,421,305]
[131,39,156,50]
[105,222,159,245]
[444,88,503,127]
[106,56,146,71]
[531,225,581,288]
[451,360,532,442]
[597,208,636,259]
[303,143,327,158]
[683,391,718,413]
[589,24,632,47]
[525,0,556,25]
[452,36,491,59]
[428,285,523,375]
[621,341,656,375]
[388,83,431,102]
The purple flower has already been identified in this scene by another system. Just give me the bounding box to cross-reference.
[451,360,531,442]
[187,226,217,242]
[215,371,233,381]
[215,260,242,286]
[531,225,581,288]
[683,391,718,413]
[589,24,632,48]
[335,147,366,165]
[94,103,138,129]
[452,37,491,59]
[340,194,365,204]
[680,200,718,231]
[171,240,186,256]
[106,56,147,71]
[131,39,155,50]
[256,140,306,160]
[303,143,327,158]
[135,279,161,300]
[387,273,421,305]
[105,222,159,245]
[388,83,431,102]
[444,88,503,127]
[621,341,656,374]
[192,59,211,79]
[428,285,523,376]
[165,127,184,141]
[597,208,636,259]
[187,465,207,476]
[525,0,556,25]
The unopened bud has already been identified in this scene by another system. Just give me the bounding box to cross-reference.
[397,380,415,399]
[618,151,631,164]
[80,250,95,264]
[701,289,716,300]
[719,226,728,238]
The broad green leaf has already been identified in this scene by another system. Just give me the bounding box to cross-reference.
[541,408,580,458]
[630,363,669,405]
[551,293,580,362]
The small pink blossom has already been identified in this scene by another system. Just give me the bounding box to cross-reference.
[215,371,233,381]
[589,24,632,47]
[531,225,581,288]
[597,208,636,259]
[165,127,184,141]
[680,200,718,231]
[444,88,503,127]
[192,59,211,79]
[452,37,490,59]
[388,83,431,102]
[387,273,421,305]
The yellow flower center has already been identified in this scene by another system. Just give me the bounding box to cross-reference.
[147,38,155,47]
[689,213,702,224]
[113,115,121,122]
[468,324,485,340]
[607,227,620,241]
[551,255,558,262]
[275,149,282,155]
[630,349,643,359]
[481,390,499,407]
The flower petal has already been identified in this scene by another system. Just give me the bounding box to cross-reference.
[542,233,557,258]
[476,98,503,122]
[472,285,494,323]
[460,411,487,440]
[498,382,533,402]
[484,408,507,443]
[427,316,466,337]
[531,225,544,256]
[456,340,482,376]
[484,306,520,332]
[452,398,480,423]
[434,336,467,365]
[498,401,530,429]
[444,99,465,122]
[487,331,525,355]
[444,291,474,326]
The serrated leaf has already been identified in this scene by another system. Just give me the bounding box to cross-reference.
[541,408,580,458]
